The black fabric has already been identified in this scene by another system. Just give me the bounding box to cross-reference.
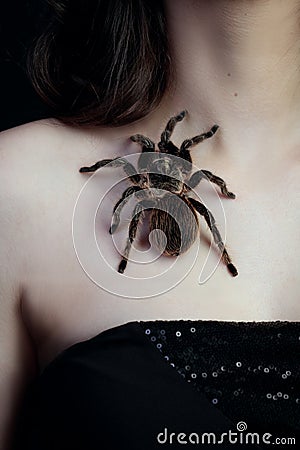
[139,320,300,436]
[13,320,300,450]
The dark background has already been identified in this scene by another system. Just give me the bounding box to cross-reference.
[0,1,53,132]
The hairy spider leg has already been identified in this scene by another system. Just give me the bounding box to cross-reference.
[118,201,154,274]
[130,134,155,172]
[79,157,141,185]
[109,186,144,234]
[158,110,187,155]
[179,125,219,164]
[187,197,238,277]
[185,169,236,199]
[160,110,187,145]
[130,134,155,151]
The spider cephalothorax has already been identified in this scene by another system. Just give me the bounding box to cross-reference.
[79,110,238,277]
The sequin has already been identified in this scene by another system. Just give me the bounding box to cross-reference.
[138,319,300,432]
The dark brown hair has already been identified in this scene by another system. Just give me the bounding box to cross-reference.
[26,0,171,127]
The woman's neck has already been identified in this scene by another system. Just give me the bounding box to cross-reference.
[155,0,300,162]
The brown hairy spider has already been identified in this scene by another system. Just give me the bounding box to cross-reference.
[79,110,238,277]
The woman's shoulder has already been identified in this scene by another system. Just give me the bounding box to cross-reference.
[0,120,65,300]
[0,116,144,218]
[0,118,75,153]
[0,118,90,233]
[0,117,65,139]
[0,117,134,163]
[0,118,71,170]
[0,116,132,227]
[0,117,106,176]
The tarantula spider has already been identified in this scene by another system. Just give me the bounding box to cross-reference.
[79,110,238,277]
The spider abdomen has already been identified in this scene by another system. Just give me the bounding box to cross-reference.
[149,194,199,256]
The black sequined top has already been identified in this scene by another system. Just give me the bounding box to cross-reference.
[14,320,300,450]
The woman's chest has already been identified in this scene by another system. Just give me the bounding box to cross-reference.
[22,158,300,369]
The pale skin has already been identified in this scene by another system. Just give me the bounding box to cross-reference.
[1,0,300,447]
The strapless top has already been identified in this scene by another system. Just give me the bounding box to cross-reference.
[13,319,300,450]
